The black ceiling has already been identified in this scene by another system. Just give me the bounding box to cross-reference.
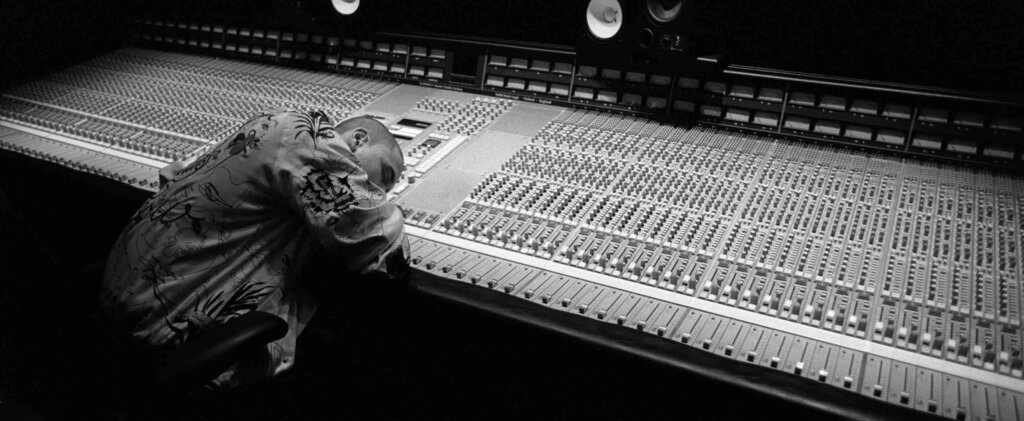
[3,0,1023,94]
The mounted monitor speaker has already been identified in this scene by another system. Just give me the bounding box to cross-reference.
[331,0,360,15]
[578,0,697,69]
[585,0,625,40]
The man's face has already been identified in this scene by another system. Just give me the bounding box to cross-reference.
[354,142,403,192]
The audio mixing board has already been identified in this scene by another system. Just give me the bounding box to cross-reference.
[2,48,1023,420]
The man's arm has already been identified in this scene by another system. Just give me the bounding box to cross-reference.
[270,111,410,281]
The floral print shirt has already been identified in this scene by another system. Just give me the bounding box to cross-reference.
[100,110,409,387]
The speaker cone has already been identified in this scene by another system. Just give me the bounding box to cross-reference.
[331,0,360,16]
[586,0,624,40]
[646,0,683,23]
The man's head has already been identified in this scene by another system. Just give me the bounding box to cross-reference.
[335,115,404,192]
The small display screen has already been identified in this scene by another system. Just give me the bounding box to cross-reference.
[397,118,432,129]
[421,139,441,148]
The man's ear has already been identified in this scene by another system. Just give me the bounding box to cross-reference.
[350,128,369,151]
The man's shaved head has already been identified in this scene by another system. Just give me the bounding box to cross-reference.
[335,115,404,192]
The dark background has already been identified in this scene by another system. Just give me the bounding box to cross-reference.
[2,0,1024,93]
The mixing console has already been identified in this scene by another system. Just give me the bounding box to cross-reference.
[2,48,1023,420]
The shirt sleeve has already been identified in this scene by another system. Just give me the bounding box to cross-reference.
[270,111,409,280]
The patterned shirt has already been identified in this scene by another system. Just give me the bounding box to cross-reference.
[100,110,409,387]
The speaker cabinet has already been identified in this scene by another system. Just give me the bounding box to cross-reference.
[577,0,698,70]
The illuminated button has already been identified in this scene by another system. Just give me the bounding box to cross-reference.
[356,59,371,69]
[527,80,547,93]
[753,111,779,126]
[411,46,428,56]
[573,87,595,100]
[882,104,912,119]
[224,44,236,52]
[429,48,446,59]
[789,91,815,106]
[552,62,573,74]
[488,55,507,66]
[918,108,949,123]
[813,120,841,135]
[645,97,667,109]
[703,81,726,94]
[427,67,444,78]
[389,63,405,73]
[577,65,598,78]
[506,78,526,90]
[844,125,873,140]
[625,71,646,83]
[339,57,355,67]
[356,40,372,49]
[485,75,504,87]
[730,84,755,98]
[509,57,528,69]
[409,66,426,76]
[678,77,700,89]
[392,44,409,54]
[754,86,783,102]
[953,112,986,128]
[373,61,389,71]
[783,116,811,131]
[701,105,723,118]
[601,68,622,80]
[621,93,641,106]
[650,74,671,86]
[596,90,617,103]
[911,134,943,150]
[992,116,1023,132]
[673,100,695,112]
[530,60,551,72]
[549,84,569,96]
[876,130,905,145]
[725,108,750,122]
[819,95,847,110]
[946,139,977,154]
[376,42,391,53]
[850,99,878,114]
[982,143,1015,159]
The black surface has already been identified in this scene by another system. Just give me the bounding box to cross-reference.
[5,1,1021,93]
[0,150,944,421]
